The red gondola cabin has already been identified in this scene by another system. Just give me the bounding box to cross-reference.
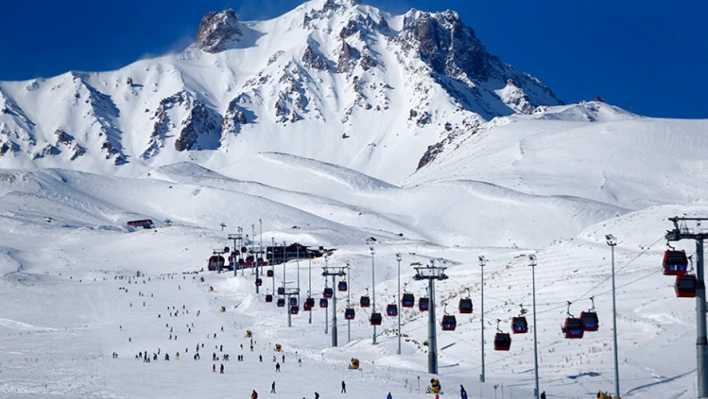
[676,275,697,298]
[563,318,585,339]
[663,250,688,276]
[494,333,512,351]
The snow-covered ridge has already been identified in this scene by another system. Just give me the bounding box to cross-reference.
[0,0,560,183]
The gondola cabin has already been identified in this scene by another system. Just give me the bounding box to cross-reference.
[277,287,285,295]
[580,311,599,331]
[563,318,585,339]
[265,294,273,303]
[370,312,382,326]
[676,275,697,298]
[241,246,248,253]
[320,298,329,308]
[402,293,415,308]
[338,281,348,292]
[306,297,315,308]
[323,287,334,299]
[290,305,299,315]
[304,303,312,311]
[663,250,688,276]
[208,255,226,271]
[344,308,355,320]
[511,317,528,334]
[419,297,429,311]
[441,315,457,331]
[494,333,512,351]
[267,269,274,278]
[386,304,398,317]
[255,278,263,287]
[223,246,230,253]
[290,297,298,306]
[360,296,371,308]
[277,298,285,307]
[459,298,473,314]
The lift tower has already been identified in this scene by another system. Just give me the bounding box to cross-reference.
[322,264,347,347]
[413,260,448,374]
[666,216,708,398]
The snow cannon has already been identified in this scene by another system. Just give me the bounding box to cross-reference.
[246,330,252,338]
[349,358,360,370]
[220,306,226,313]
[275,344,282,352]
[427,379,441,394]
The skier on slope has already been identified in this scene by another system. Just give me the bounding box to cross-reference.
[251,390,258,399]
[387,393,392,399]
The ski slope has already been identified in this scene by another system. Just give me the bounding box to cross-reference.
[0,125,707,398]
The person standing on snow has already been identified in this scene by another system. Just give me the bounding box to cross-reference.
[341,380,346,393]
[271,381,276,393]
[275,362,281,372]
[251,390,258,399]
[387,393,392,399]
[220,363,224,374]
[540,392,546,399]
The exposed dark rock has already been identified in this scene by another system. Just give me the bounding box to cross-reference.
[337,41,360,73]
[174,102,220,151]
[71,143,86,160]
[222,93,253,135]
[190,10,243,53]
[416,111,432,127]
[302,44,328,70]
[417,142,443,170]
[55,129,72,145]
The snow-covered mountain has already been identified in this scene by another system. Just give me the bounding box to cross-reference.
[0,0,560,182]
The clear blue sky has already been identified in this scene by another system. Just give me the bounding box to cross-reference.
[1,0,706,118]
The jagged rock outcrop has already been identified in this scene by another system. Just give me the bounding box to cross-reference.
[189,9,243,53]
[52,129,85,161]
[401,11,491,81]
[222,94,252,135]
[174,101,220,151]
[143,91,222,158]
[302,44,328,71]
[337,41,359,73]
[418,142,443,170]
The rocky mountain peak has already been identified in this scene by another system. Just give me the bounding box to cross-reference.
[401,9,491,81]
[189,9,243,53]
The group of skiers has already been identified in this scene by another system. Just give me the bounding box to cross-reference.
[114,269,443,399]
